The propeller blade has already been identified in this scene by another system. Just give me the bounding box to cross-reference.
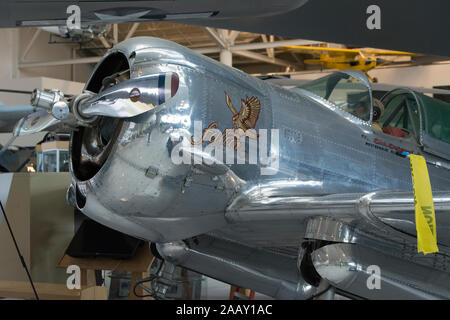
[13,110,60,136]
[79,72,179,118]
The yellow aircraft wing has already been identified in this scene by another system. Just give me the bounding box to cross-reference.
[285,45,416,57]
[285,46,360,57]
[360,48,417,56]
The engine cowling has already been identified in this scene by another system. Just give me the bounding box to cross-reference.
[69,37,276,242]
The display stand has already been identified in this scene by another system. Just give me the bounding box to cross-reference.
[57,244,154,300]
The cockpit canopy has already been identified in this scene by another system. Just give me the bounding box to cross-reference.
[298,70,373,122]
[299,70,450,160]
[417,93,450,144]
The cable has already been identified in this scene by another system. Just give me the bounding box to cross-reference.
[0,89,33,95]
[0,200,39,300]
[132,276,156,298]
[132,258,164,298]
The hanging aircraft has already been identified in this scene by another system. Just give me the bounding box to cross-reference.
[0,98,74,172]
[0,0,308,28]
[0,101,36,172]
[10,37,450,299]
[284,46,416,82]
[41,24,110,44]
[1,1,450,56]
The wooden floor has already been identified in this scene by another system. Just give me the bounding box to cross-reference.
[0,281,81,300]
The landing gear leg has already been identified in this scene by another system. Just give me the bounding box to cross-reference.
[134,258,203,300]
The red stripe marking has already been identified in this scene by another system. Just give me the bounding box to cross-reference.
[171,73,179,97]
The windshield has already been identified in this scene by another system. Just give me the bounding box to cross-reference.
[299,72,372,121]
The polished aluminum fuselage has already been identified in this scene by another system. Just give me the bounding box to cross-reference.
[72,37,449,241]
[70,38,450,299]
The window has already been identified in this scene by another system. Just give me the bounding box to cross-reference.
[299,72,372,121]
[59,150,70,172]
[41,149,69,172]
[42,150,57,172]
[36,152,43,172]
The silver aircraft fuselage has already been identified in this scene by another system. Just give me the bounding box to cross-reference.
[66,37,450,299]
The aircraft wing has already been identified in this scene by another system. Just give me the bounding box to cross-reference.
[0,0,308,27]
[225,190,450,246]
[179,0,450,57]
[1,1,450,56]
[221,187,450,262]
[0,102,35,132]
[199,186,450,300]
[284,46,415,57]
[360,49,417,56]
[285,46,361,57]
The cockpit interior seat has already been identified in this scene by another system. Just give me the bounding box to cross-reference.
[383,126,406,138]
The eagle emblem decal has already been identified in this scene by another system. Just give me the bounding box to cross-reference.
[225,92,261,131]
[190,92,261,146]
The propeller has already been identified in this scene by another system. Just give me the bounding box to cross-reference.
[12,72,179,137]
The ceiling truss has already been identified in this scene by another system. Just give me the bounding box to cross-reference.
[18,22,325,73]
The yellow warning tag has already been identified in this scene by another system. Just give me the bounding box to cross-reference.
[409,154,439,254]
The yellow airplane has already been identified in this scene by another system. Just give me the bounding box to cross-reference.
[285,46,417,82]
